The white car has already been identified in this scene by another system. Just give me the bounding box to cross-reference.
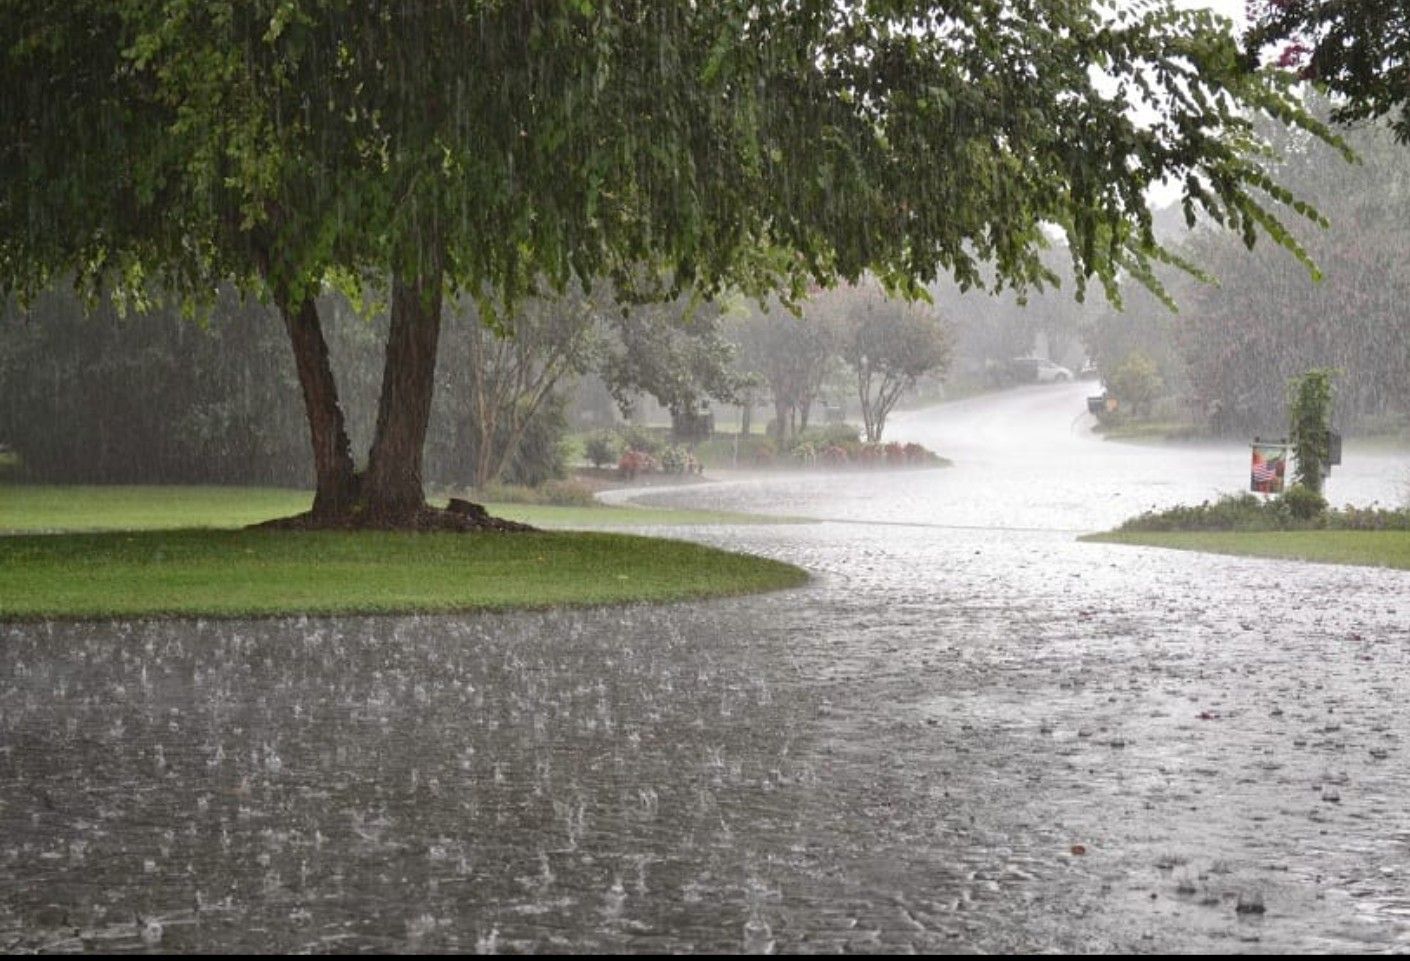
[1008,357,1072,382]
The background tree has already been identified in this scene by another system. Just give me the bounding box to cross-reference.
[825,283,951,442]
[1171,105,1410,434]
[728,303,839,445]
[933,244,1099,390]
[598,294,744,427]
[455,288,601,489]
[1246,0,1410,142]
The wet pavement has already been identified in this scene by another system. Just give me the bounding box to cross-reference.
[4,383,1410,952]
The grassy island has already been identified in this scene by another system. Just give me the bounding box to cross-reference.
[1085,491,1410,571]
[0,485,809,621]
[1084,528,1410,571]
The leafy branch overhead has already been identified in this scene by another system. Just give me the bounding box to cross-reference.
[1246,0,1410,144]
[4,0,1343,306]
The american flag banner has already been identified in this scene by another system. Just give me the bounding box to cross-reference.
[1250,442,1289,494]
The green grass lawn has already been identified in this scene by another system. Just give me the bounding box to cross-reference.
[1090,419,1203,444]
[0,485,809,620]
[1085,529,1410,571]
[0,528,809,621]
[0,484,797,533]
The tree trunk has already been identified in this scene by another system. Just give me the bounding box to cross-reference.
[467,323,498,489]
[274,291,359,520]
[363,260,444,524]
[773,397,791,446]
[857,366,880,442]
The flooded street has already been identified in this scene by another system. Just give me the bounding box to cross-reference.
[5,384,1410,952]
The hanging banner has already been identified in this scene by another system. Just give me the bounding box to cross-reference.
[1250,442,1289,494]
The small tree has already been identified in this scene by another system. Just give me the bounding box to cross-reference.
[728,301,838,447]
[1106,352,1164,419]
[1288,368,1336,494]
[830,284,951,443]
[461,288,602,489]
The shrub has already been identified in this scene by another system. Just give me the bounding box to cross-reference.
[797,422,861,447]
[820,444,850,466]
[621,425,664,455]
[617,449,657,479]
[1118,490,1410,533]
[584,430,621,469]
[1333,503,1410,531]
[659,444,687,474]
[903,442,939,465]
[1280,484,1328,521]
[690,436,735,468]
[1119,493,1277,532]
[740,435,777,466]
[791,441,818,464]
[1106,352,1163,419]
[497,395,570,487]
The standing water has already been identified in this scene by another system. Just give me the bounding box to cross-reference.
[4,384,1410,952]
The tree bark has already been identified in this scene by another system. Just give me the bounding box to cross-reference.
[363,258,445,524]
[270,288,359,520]
[773,397,791,446]
[467,322,498,489]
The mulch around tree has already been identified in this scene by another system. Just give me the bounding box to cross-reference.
[251,499,535,533]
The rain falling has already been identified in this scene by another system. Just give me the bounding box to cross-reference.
[3,0,1410,953]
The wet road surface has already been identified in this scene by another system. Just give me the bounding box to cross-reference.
[4,384,1410,952]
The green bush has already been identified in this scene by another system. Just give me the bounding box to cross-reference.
[797,422,861,447]
[1106,352,1163,419]
[791,440,818,463]
[497,394,570,487]
[691,436,735,468]
[659,444,687,474]
[584,430,621,469]
[1281,483,1328,521]
[1119,490,1409,533]
[621,425,665,455]
[737,435,778,466]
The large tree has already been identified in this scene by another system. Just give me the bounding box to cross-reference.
[1246,0,1410,142]
[3,0,1341,527]
[1174,105,1410,434]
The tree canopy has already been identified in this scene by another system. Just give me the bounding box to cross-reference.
[1246,0,1410,143]
[1,0,1344,525]
[829,283,951,443]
